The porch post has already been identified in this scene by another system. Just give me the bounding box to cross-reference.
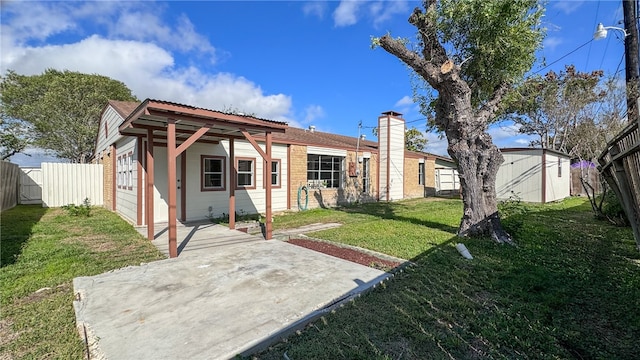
[167,119,178,258]
[146,128,155,241]
[265,131,273,240]
[136,139,143,225]
[180,151,187,222]
[229,138,236,229]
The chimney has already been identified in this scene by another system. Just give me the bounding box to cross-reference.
[308,125,315,133]
[378,110,405,202]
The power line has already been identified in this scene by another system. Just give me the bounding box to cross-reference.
[361,116,426,129]
[534,38,594,75]
[585,0,601,69]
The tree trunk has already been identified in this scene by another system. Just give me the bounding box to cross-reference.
[438,85,514,244]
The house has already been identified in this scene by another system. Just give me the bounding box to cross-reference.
[94,99,454,257]
[496,148,571,203]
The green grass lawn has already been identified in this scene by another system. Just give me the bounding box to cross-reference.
[0,205,164,359]
[257,197,640,359]
[2,199,639,359]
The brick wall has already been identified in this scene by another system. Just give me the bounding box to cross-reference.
[404,157,423,198]
[289,146,380,210]
[425,157,436,196]
[102,146,114,210]
[289,144,308,210]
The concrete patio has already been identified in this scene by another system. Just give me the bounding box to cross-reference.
[73,222,390,359]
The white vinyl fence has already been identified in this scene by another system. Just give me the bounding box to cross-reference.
[41,163,103,207]
[20,167,43,205]
[435,168,460,194]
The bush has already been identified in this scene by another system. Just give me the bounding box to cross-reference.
[600,191,629,226]
[498,195,529,236]
[61,198,92,217]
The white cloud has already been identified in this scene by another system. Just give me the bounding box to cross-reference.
[303,1,327,19]
[552,1,584,15]
[424,131,448,156]
[110,12,215,58]
[543,36,563,51]
[488,122,537,149]
[394,95,413,107]
[370,1,409,28]
[303,105,326,124]
[0,1,298,126]
[333,1,364,27]
[332,0,408,28]
[0,1,75,43]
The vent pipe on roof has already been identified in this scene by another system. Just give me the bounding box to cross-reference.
[308,125,315,133]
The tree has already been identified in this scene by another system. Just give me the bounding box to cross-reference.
[565,76,628,162]
[374,0,544,243]
[504,65,605,156]
[0,69,137,163]
[0,117,32,160]
[405,127,428,152]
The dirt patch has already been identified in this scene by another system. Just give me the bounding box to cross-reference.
[287,238,401,271]
[16,283,70,306]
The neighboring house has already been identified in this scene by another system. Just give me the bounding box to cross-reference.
[496,148,571,203]
[93,99,455,257]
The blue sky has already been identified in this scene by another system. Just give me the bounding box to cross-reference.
[0,0,629,166]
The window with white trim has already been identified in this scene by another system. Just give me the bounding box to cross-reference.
[127,152,133,189]
[237,158,255,188]
[117,156,122,188]
[271,160,280,186]
[201,156,225,191]
[307,154,342,188]
[362,158,370,193]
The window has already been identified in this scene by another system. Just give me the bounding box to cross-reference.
[236,158,255,189]
[127,152,133,189]
[270,160,281,187]
[362,158,370,193]
[418,162,425,185]
[201,155,225,191]
[117,156,122,188]
[307,154,342,188]
[558,158,562,177]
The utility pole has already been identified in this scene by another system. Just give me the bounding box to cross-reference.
[623,0,639,125]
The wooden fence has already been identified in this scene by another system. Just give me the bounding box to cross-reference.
[598,121,640,249]
[0,161,20,211]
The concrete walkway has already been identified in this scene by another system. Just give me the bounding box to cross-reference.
[73,222,389,360]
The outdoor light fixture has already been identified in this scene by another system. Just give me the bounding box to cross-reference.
[593,23,629,40]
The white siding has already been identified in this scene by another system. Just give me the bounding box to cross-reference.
[182,140,289,221]
[544,152,571,202]
[496,150,543,202]
[114,137,139,223]
[306,146,347,157]
[41,163,103,207]
[378,115,404,201]
[95,106,127,157]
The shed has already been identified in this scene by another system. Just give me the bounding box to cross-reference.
[496,148,571,203]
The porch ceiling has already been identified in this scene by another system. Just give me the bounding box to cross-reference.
[118,99,288,143]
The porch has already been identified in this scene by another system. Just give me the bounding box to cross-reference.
[136,220,262,257]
